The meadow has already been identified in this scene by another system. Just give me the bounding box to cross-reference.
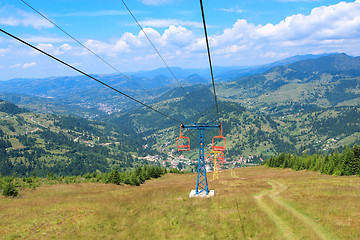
[1,166,359,239]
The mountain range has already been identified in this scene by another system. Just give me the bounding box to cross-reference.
[1,53,360,176]
[1,53,357,116]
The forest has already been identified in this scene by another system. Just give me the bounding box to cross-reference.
[264,144,360,176]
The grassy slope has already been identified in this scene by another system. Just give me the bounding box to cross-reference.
[1,167,359,239]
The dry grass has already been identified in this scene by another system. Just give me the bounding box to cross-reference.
[1,167,359,239]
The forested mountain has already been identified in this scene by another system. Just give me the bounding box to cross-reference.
[219,53,360,115]
[0,53,346,117]
[105,86,360,161]
[0,100,27,114]
[0,101,154,177]
[1,53,360,177]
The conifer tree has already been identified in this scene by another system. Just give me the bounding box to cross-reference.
[342,146,355,176]
[108,169,121,185]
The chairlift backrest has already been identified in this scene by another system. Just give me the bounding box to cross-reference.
[212,123,226,152]
[218,152,224,161]
[177,124,190,151]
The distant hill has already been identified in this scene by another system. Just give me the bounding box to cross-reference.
[106,84,360,160]
[216,53,333,81]
[0,100,27,114]
[219,53,360,115]
[0,53,335,115]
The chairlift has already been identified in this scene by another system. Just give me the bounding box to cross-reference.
[212,123,226,152]
[177,124,190,151]
[218,152,224,161]
[218,152,225,168]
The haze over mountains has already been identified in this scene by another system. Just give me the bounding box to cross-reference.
[0,53,359,116]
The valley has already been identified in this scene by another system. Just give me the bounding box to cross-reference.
[1,53,360,176]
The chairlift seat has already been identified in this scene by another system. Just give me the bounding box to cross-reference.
[212,135,226,152]
[212,123,226,152]
[177,136,190,151]
[177,124,190,151]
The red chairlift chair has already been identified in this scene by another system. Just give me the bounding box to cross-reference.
[218,152,225,168]
[177,124,190,151]
[212,123,226,152]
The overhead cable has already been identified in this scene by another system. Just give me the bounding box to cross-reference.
[121,0,195,106]
[0,28,183,124]
[19,0,148,93]
[199,0,220,120]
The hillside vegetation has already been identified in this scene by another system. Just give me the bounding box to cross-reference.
[1,53,360,175]
[0,101,153,177]
[1,98,359,176]
[219,53,360,115]
[264,145,360,176]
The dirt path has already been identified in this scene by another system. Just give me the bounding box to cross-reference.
[230,170,239,178]
[254,181,335,240]
[254,185,297,240]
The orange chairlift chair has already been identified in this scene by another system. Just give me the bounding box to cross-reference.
[218,152,225,168]
[177,124,190,151]
[212,123,226,152]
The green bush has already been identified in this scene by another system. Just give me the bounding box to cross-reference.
[2,182,19,197]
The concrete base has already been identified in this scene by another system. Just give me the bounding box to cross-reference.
[189,189,215,198]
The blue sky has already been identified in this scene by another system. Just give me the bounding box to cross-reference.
[0,0,360,80]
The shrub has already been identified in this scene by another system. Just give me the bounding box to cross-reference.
[2,182,19,197]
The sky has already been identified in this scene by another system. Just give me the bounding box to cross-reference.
[0,0,360,80]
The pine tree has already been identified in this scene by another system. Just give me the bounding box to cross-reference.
[108,169,121,185]
[341,146,356,175]
[2,182,18,197]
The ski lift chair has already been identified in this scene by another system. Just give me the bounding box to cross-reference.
[177,124,190,151]
[212,123,226,152]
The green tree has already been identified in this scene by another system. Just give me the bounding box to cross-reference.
[342,146,356,176]
[108,169,121,185]
[2,182,19,197]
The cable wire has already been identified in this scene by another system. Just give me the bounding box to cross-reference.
[199,0,220,120]
[121,0,195,105]
[19,0,148,93]
[0,28,183,124]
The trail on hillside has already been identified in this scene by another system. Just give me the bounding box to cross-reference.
[254,181,335,240]
[230,169,239,178]
[254,185,296,240]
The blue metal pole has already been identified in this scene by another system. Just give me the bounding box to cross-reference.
[182,123,219,195]
[196,128,209,194]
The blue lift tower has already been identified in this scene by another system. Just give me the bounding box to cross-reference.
[180,122,221,196]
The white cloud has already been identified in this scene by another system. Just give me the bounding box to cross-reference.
[0,9,52,29]
[22,62,36,68]
[9,63,22,68]
[139,19,203,28]
[36,43,55,52]
[83,38,129,56]
[84,40,110,54]
[203,0,360,63]
[24,36,69,43]
[60,43,72,51]
[251,1,360,41]
[57,10,128,17]
[162,25,194,47]
[79,25,196,57]
[2,0,360,75]
[219,8,243,13]
[34,43,72,56]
